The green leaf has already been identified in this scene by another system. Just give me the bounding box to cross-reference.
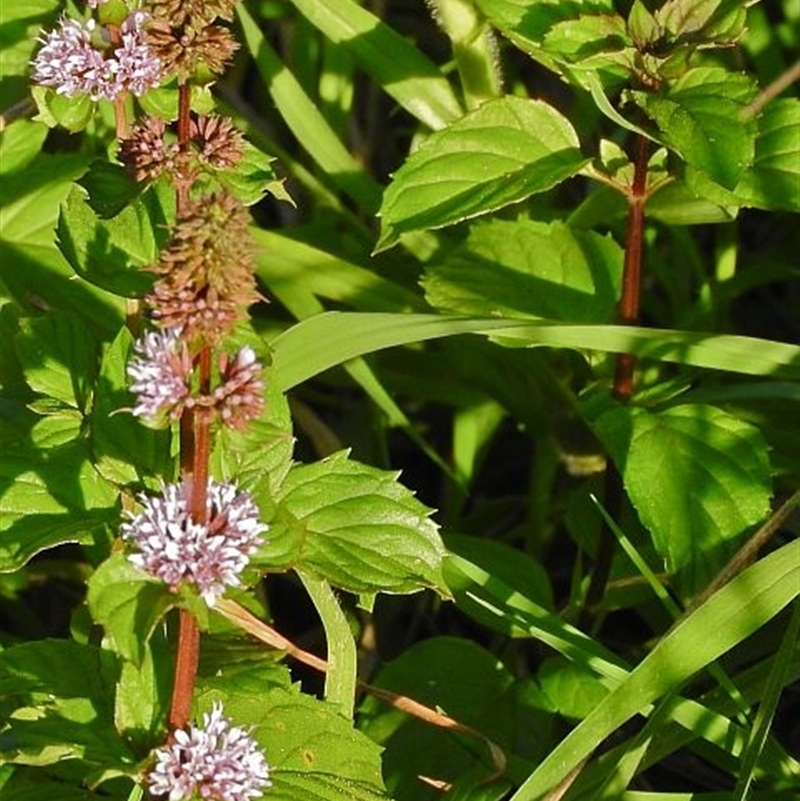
[473,0,628,89]
[217,140,291,206]
[14,312,98,410]
[236,4,382,212]
[77,161,142,220]
[0,121,48,176]
[444,533,554,611]
[376,96,587,251]
[655,0,747,45]
[255,451,447,597]
[195,685,387,797]
[358,637,517,800]
[0,639,118,701]
[210,369,294,496]
[56,183,173,298]
[268,312,800,393]
[284,0,463,130]
[735,99,800,212]
[592,404,772,596]
[90,326,173,485]
[509,539,800,800]
[32,86,95,133]
[632,67,758,189]
[538,656,609,720]
[86,554,180,665]
[0,438,118,571]
[422,219,622,323]
[0,641,131,770]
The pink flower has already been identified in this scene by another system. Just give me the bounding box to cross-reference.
[121,479,267,606]
[212,347,265,429]
[31,16,111,100]
[127,328,192,423]
[148,702,271,801]
[31,11,161,100]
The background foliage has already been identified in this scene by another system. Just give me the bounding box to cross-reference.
[1,1,799,800]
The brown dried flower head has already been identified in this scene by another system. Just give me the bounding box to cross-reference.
[190,114,245,171]
[118,115,181,182]
[146,193,261,344]
[146,0,240,27]
[145,17,238,79]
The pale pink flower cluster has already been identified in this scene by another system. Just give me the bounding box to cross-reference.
[211,347,265,429]
[127,328,192,422]
[121,479,267,606]
[31,12,161,100]
[148,702,271,801]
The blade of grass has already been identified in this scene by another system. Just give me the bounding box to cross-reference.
[267,312,800,391]
[236,4,382,212]
[508,539,800,800]
[285,0,464,130]
[733,598,800,800]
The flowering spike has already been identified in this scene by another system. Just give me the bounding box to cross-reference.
[121,479,267,606]
[148,701,271,801]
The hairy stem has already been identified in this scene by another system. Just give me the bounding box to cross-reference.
[581,134,650,629]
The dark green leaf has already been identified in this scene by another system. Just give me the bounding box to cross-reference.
[358,637,519,800]
[56,183,173,298]
[422,219,622,323]
[592,404,772,596]
[77,161,142,220]
[376,96,587,251]
[255,451,447,597]
[632,67,757,189]
[538,656,609,720]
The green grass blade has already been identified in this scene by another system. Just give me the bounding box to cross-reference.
[733,598,800,800]
[267,312,800,391]
[236,4,382,212]
[285,0,463,129]
[509,539,800,800]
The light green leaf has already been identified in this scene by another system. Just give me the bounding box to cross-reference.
[196,686,388,797]
[632,67,758,189]
[217,140,290,206]
[510,539,800,800]
[32,86,95,133]
[0,439,118,571]
[735,99,800,212]
[267,312,800,392]
[14,312,98,410]
[210,368,294,496]
[86,554,181,665]
[255,451,447,597]
[539,656,609,720]
[285,0,463,130]
[592,404,772,596]
[377,96,587,250]
[0,121,48,176]
[422,219,622,323]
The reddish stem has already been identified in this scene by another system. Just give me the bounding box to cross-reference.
[167,610,200,733]
[166,84,207,734]
[613,134,650,401]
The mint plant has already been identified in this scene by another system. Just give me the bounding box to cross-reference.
[1,1,799,800]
